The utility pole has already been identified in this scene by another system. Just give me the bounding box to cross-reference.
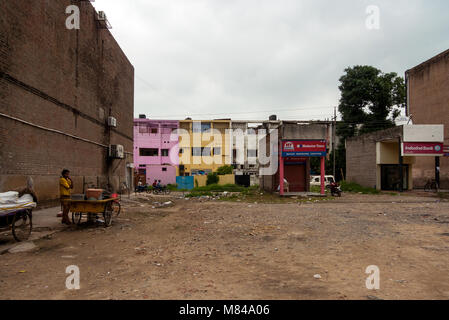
[333,106,337,179]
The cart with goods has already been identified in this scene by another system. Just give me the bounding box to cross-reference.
[0,192,36,242]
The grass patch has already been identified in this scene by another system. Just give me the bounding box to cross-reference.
[340,181,380,194]
[192,184,249,193]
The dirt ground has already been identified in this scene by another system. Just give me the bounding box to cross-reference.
[1,191,449,300]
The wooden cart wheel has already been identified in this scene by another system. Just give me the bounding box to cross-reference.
[12,210,32,242]
[72,212,83,225]
[111,201,121,217]
[103,202,113,227]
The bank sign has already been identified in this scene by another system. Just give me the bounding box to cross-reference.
[402,142,444,156]
[282,140,327,157]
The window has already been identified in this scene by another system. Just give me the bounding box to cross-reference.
[179,148,184,155]
[192,122,211,133]
[139,124,148,134]
[139,148,158,157]
[202,147,211,156]
[213,147,221,156]
[192,147,202,156]
[162,168,167,172]
[248,150,258,158]
[201,123,211,133]
[192,147,211,156]
[150,128,158,134]
[161,149,169,157]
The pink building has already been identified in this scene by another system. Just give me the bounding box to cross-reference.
[133,117,179,185]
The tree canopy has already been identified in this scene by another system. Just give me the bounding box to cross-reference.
[337,65,406,139]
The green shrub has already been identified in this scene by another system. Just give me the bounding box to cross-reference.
[206,173,219,185]
[192,184,247,192]
[216,165,234,175]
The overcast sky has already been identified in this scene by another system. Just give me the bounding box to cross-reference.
[93,0,449,121]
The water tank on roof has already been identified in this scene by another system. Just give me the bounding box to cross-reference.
[139,114,146,119]
[269,115,277,121]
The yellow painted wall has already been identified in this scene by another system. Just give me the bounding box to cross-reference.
[194,174,235,188]
[179,120,232,175]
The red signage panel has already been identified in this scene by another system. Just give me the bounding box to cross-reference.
[402,142,444,156]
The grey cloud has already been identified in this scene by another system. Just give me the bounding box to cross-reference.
[93,0,449,120]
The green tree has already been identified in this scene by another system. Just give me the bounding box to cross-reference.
[337,65,406,139]
[332,66,406,181]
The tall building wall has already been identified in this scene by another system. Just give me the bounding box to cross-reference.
[407,49,449,189]
[0,0,134,202]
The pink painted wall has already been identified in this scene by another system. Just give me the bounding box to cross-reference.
[134,119,179,185]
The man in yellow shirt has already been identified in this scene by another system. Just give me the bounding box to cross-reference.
[60,169,74,225]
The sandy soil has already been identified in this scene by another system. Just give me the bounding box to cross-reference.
[1,192,449,300]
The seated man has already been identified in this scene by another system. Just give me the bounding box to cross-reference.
[156,180,163,191]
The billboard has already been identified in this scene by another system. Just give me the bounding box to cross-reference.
[444,145,449,157]
[282,140,327,157]
[402,142,444,156]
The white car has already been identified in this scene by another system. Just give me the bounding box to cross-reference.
[310,175,336,186]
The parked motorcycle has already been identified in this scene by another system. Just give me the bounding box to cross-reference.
[327,182,342,197]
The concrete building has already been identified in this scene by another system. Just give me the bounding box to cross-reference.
[231,121,260,186]
[0,1,134,203]
[406,49,449,189]
[178,120,232,176]
[346,125,445,191]
[133,117,179,186]
[259,120,333,194]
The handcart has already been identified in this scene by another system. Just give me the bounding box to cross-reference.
[62,198,119,227]
[0,209,33,242]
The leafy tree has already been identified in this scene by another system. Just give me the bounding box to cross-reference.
[337,65,406,139]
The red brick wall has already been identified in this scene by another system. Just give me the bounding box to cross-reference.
[407,50,449,189]
[0,0,134,202]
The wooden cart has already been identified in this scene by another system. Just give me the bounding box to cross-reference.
[0,209,33,242]
[63,198,118,227]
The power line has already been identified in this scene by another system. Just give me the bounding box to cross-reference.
[148,107,335,118]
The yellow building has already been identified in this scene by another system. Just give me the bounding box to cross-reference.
[177,120,232,176]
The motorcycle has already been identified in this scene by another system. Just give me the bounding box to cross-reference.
[327,182,342,197]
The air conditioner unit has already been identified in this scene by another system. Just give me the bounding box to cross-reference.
[108,116,117,128]
[109,145,125,159]
[98,11,107,21]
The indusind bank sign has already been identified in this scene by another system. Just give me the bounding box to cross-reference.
[282,140,327,157]
[402,142,444,156]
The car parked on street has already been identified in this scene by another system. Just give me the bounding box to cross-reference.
[310,175,336,186]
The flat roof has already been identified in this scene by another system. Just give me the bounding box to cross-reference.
[406,48,449,74]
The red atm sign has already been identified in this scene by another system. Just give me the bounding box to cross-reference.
[282,140,327,157]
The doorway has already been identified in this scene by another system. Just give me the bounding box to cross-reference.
[381,165,409,191]
[284,164,306,192]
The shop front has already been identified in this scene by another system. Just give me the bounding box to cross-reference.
[280,140,327,195]
[347,125,445,192]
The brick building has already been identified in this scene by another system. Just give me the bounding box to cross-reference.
[0,1,134,202]
[346,125,444,191]
[406,49,449,189]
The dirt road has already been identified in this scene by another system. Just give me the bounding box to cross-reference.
[1,192,448,300]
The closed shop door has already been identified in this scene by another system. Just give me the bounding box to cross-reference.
[284,164,306,192]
